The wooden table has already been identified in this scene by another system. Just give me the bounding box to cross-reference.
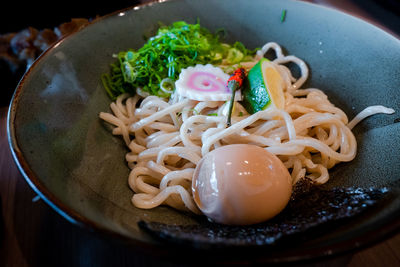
[1,1,399,265]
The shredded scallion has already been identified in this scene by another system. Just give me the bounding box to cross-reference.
[102,21,256,99]
[281,9,287,23]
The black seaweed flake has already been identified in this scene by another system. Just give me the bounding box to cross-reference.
[138,184,390,247]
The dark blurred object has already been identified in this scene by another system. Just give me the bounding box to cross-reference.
[0,1,141,107]
[54,18,91,38]
[373,0,400,12]
[307,0,400,37]
[0,32,25,107]
[9,27,57,67]
[5,19,89,67]
[354,0,400,35]
[0,19,89,106]
[0,1,141,33]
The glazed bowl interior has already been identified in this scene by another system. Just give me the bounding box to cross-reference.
[8,0,400,262]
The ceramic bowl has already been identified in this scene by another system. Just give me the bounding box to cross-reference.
[7,0,400,263]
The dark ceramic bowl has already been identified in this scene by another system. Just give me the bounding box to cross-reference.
[7,0,400,264]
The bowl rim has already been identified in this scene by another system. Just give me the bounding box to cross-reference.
[6,0,400,263]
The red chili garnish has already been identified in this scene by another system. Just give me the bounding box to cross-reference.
[228,68,246,87]
[227,68,247,127]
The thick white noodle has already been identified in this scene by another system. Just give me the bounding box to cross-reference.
[347,105,395,129]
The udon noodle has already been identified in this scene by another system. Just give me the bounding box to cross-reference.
[100,42,394,214]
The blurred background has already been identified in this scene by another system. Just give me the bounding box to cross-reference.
[0,0,398,33]
[0,1,143,106]
[0,1,142,32]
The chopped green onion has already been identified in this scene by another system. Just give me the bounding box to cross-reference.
[102,21,256,99]
[226,48,244,64]
[281,9,287,23]
[160,78,175,94]
[191,108,199,115]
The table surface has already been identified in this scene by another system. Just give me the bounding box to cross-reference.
[1,1,399,266]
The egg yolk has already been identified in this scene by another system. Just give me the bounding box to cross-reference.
[192,144,292,225]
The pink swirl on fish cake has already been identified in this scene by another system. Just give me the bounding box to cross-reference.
[186,72,230,93]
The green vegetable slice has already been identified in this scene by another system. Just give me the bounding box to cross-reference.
[242,58,285,114]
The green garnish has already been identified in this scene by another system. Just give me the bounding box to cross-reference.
[207,113,218,116]
[281,9,287,23]
[102,21,256,99]
[190,108,200,115]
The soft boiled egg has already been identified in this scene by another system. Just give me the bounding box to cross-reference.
[192,144,292,225]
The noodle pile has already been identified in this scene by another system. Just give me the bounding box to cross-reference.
[100,42,394,214]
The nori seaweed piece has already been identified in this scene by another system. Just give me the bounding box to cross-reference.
[138,181,390,248]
